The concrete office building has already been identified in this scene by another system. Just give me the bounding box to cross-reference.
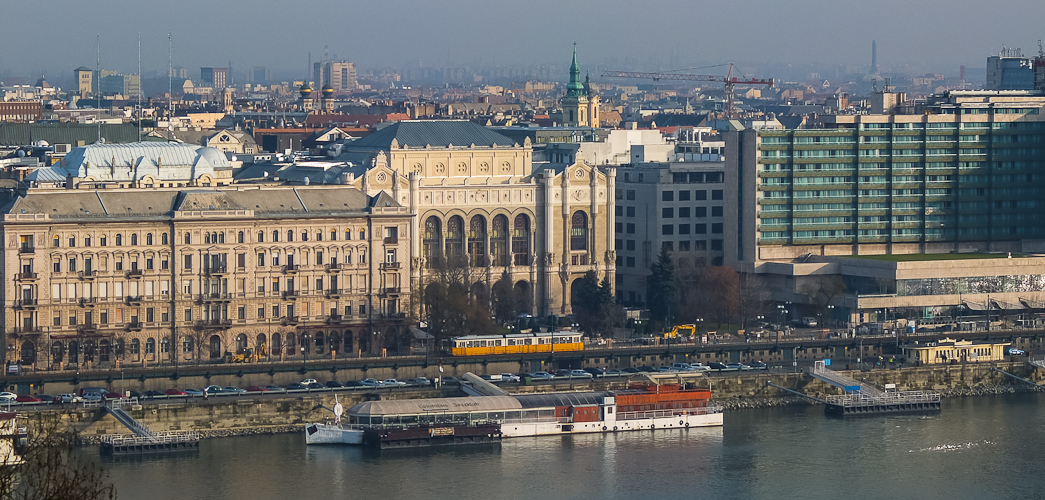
[200,67,228,90]
[614,160,726,305]
[724,94,1045,326]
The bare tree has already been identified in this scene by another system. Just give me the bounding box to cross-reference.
[799,275,847,329]
[737,273,771,331]
[0,418,116,499]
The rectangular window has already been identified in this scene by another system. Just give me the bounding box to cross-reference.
[662,208,674,218]
[238,253,246,268]
[626,240,635,251]
[662,191,674,201]
[662,241,674,251]
[359,304,367,315]
[695,190,707,201]
[615,222,623,233]
[679,241,691,251]
[615,239,622,250]
[272,254,280,266]
[679,224,691,235]
[238,306,246,320]
[712,190,723,200]
[257,253,265,266]
[626,223,635,234]
[626,206,635,217]
[679,207,690,218]
[626,256,635,267]
[53,261,61,273]
[712,223,723,234]
[161,258,169,270]
[678,190,691,201]
[183,255,192,269]
[711,239,723,251]
[615,206,623,216]
[146,308,155,323]
[68,258,77,272]
[712,206,723,217]
[258,306,265,318]
[696,207,707,217]
[662,225,674,235]
[146,258,154,270]
[272,305,280,318]
[695,224,707,234]
[626,190,635,200]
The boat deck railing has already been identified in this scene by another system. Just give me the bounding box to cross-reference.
[617,406,724,421]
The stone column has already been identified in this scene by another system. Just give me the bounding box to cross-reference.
[605,166,616,287]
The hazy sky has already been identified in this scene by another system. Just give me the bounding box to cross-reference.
[2,0,1044,80]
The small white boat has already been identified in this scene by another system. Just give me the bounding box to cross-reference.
[305,396,364,445]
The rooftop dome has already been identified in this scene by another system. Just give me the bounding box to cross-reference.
[321,84,334,97]
[299,83,313,99]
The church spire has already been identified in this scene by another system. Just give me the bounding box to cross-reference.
[566,43,584,97]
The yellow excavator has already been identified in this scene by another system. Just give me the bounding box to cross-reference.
[663,324,697,339]
[229,348,253,363]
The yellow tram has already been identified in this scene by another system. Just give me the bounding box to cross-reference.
[450,332,585,356]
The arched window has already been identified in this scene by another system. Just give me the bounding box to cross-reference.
[315,332,325,355]
[130,338,140,355]
[184,232,191,244]
[287,230,294,242]
[301,232,308,242]
[359,228,366,240]
[204,233,211,244]
[330,229,337,241]
[468,215,487,267]
[161,233,168,245]
[258,231,264,243]
[446,216,464,260]
[344,330,354,353]
[571,211,588,251]
[345,229,352,240]
[218,232,225,243]
[52,235,60,247]
[513,214,531,266]
[131,234,138,245]
[238,231,244,243]
[145,338,156,354]
[115,234,123,246]
[491,215,509,266]
[146,233,153,245]
[160,337,170,354]
[235,334,248,354]
[316,231,322,242]
[272,230,279,242]
[183,336,193,353]
[423,217,442,267]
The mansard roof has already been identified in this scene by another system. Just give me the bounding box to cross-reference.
[345,120,517,150]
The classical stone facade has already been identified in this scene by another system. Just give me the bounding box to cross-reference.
[2,184,410,367]
[341,120,615,317]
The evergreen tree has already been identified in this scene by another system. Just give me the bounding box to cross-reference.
[572,270,617,336]
[646,247,677,329]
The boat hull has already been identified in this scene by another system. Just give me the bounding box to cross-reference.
[304,423,364,445]
[501,411,723,438]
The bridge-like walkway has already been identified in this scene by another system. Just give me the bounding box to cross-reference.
[101,398,199,454]
[809,361,940,416]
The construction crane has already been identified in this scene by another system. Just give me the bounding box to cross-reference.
[601,64,774,118]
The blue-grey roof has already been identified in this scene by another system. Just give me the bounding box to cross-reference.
[0,123,141,146]
[346,120,517,149]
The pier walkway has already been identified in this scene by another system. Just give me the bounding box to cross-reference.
[101,398,199,454]
[809,361,940,416]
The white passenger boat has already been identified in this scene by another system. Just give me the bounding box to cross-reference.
[305,396,364,445]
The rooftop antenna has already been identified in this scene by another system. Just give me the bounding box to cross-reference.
[96,33,101,142]
[137,31,142,142]
[168,32,175,141]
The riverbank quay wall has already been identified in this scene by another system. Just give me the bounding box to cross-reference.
[5,330,1044,395]
[22,361,1045,443]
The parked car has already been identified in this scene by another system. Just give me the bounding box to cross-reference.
[637,366,657,373]
[583,368,605,377]
[708,362,731,371]
[439,377,461,385]
[203,385,225,395]
[324,381,344,388]
[343,380,365,388]
[749,361,768,370]
[164,389,187,396]
[80,387,106,397]
[1008,347,1026,355]
[499,373,522,383]
[622,367,642,374]
[654,366,676,372]
[142,390,165,398]
[406,377,432,386]
[604,369,625,376]
[690,363,711,372]
[569,369,594,379]
[480,374,503,382]
[672,363,697,372]
[15,395,40,403]
[82,393,103,401]
[300,379,319,386]
[286,383,307,390]
[223,386,247,395]
[184,389,204,397]
[0,392,16,402]
[554,369,572,378]
[306,383,324,390]
[529,371,555,380]
[726,363,751,371]
[244,386,268,392]
[102,392,123,399]
[263,385,284,393]
[127,391,144,399]
[381,379,407,387]
[359,379,383,387]
[56,393,83,403]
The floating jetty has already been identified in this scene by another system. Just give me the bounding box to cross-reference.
[99,398,200,455]
[809,361,941,417]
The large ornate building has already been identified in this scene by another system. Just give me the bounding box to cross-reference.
[561,45,600,128]
[3,142,410,367]
[338,119,615,317]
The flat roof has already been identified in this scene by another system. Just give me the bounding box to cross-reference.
[841,253,1026,262]
[347,396,522,416]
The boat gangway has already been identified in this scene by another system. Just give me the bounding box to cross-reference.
[460,372,509,397]
[100,398,199,455]
[809,361,940,416]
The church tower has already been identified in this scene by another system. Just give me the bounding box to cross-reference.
[561,44,589,127]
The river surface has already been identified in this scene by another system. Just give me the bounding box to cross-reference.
[98,393,1044,500]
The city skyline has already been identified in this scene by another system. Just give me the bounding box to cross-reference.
[2,0,1044,84]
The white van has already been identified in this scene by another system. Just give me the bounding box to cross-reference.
[801,317,818,327]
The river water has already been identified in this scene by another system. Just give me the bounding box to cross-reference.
[99,393,1044,500]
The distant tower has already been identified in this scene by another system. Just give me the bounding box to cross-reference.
[321,84,335,112]
[299,82,314,111]
[871,40,878,75]
[561,44,589,127]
